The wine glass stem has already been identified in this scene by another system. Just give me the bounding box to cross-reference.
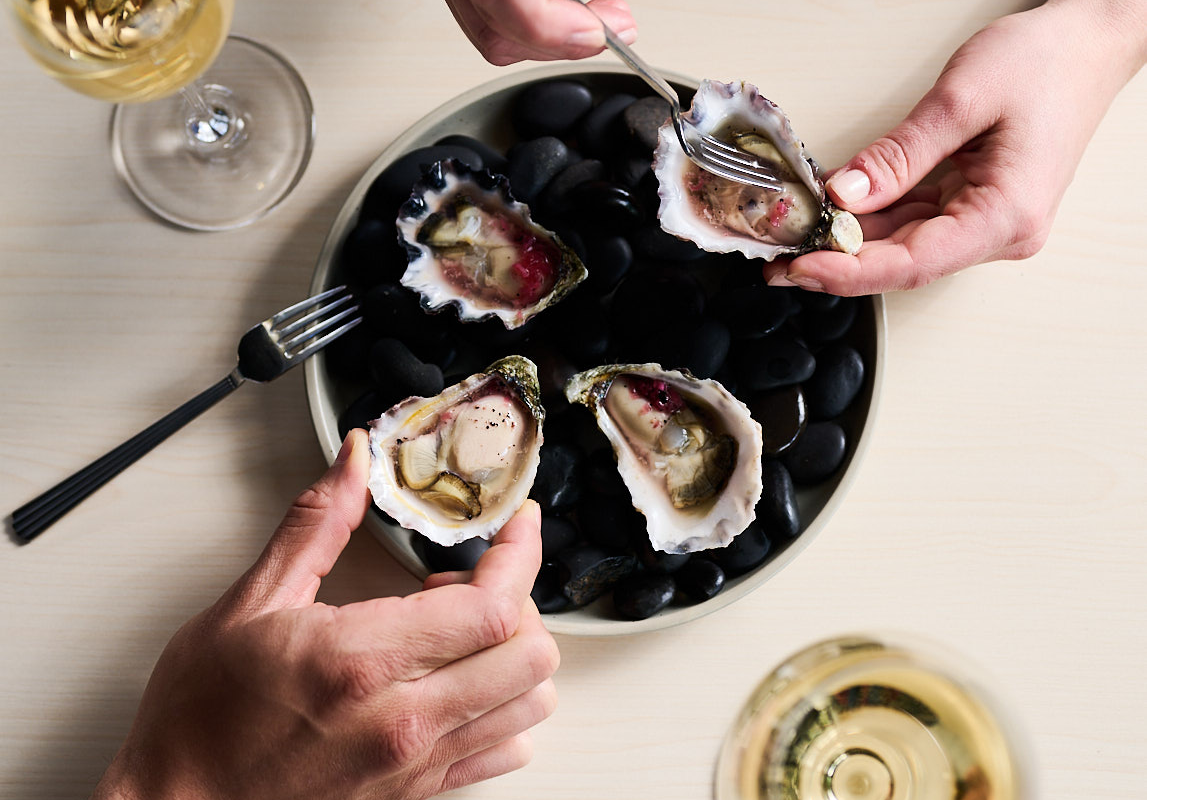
[178,80,244,150]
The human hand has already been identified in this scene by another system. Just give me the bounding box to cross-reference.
[764,0,1146,296]
[91,429,558,800]
[445,0,637,66]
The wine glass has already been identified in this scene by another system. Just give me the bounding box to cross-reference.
[714,634,1031,800]
[9,0,314,230]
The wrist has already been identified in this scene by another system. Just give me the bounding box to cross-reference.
[1045,0,1147,79]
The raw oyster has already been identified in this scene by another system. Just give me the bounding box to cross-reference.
[565,363,763,554]
[398,159,586,330]
[654,80,862,260]
[367,355,544,546]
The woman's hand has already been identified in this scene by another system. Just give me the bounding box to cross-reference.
[92,430,559,800]
[765,0,1146,296]
[445,0,637,65]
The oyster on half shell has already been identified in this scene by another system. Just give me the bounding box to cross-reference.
[566,363,763,555]
[367,355,544,546]
[398,159,587,330]
[654,80,862,260]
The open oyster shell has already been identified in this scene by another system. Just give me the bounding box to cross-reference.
[565,363,763,554]
[367,355,544,546]
[654,80,862,260]
[398,159,587,330]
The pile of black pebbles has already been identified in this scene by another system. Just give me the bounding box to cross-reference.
[325,76,871,621]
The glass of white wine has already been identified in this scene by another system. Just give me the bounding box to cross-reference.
[715,635,1031,800]
[9,0,314,230]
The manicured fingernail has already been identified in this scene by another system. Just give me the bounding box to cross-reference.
[615,26,637,44]
[827,169,870,204]
[767,273,793,287]
[567,28,605,49]
[789,275,825,292]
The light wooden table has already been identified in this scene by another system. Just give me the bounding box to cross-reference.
[0,1,1145,797]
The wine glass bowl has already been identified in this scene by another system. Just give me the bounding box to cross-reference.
[8,0,313,230]
[715,635,1029,800]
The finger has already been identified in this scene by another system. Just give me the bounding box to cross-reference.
[230,430,371,613]
[439,732,535,794]
[779,199,1005,295]
[334,503,545,678]
[423,570,473,590]
[856,201,940,241]
[475,0,637,63]
[824,78,991,214]
[436,679,556,769]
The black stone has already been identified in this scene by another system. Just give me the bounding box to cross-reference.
[529,442,585,514]
[794,289,841,312]
[540,295,610,364]
[576,234,633,298]
[368,338,444,398]
[718,284,792,340]
[540,515,581,561]
[514,80,594,138]
[531,563,570,613]
[610,268,706,345]
[361,146,484,222]
[557,546,638,606]
[675,558,726,603]
[629,224,706,262]
[337,389,390,440]
[635,532,691,574]
[322,322,373,384]
[802,295,859,344]
[506,136,572,203]
[548,403,610,457]
[584,448,627,497]
[625,318,730,380]
[747,383,807,456]
[340,218,406,288]
[707,524,772,577]
[361,282,454,360]
[434,133,508,174]
[613,154,652,189]
[804,343,865,420]
[418,536,490,573]
[782,420,847,484]
[623,96,672,151]
[577,492,641,551]
[733,332,816,392]
[566,180,643,230]
[457,315,534,358]
[612,573,676,620]
[757,459,803,542]
[576,92,636,157]
[541,159,606,208]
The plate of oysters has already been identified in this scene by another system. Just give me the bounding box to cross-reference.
[305,63,885,635]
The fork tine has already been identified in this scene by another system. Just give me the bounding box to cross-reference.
[280,304,362,356]
[274,291,355,338]
[694,153,784,191]
[698,133,751,156]
[696,141,781,183]
[287,317,364,362]
[270,284,350,328]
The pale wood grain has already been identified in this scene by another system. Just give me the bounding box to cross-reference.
[0,0,1145,797]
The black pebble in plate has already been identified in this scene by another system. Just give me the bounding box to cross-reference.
[325,73,876,623]
[419,536,490,573]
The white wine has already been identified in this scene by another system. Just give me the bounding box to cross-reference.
[10,0,233,103]
[716,637,1025,800]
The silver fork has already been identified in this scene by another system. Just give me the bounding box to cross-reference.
[9,285,362,544]
[572,0,783,191]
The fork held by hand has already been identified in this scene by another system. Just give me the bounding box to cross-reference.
[9,286,362,544]
[571,0,783,191]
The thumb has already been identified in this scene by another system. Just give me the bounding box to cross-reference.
[825,79,982,214]
[231,428,372,614]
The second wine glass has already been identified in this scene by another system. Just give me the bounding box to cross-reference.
[10,0,314,230]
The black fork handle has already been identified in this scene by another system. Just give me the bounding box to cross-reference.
[9,372,244,544]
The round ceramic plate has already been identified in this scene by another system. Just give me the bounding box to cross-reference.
[305,62,886,636]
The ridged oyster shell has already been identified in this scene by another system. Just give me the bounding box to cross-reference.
[367,355,545,546]
[565,363,763,554]
[398,159,586,330]
[654,80,862,260]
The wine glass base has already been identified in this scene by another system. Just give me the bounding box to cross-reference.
[111,35,315,231]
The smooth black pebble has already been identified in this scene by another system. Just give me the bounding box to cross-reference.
[557,546,638,606]
[802,296,859,344]
[577,492,641,551]
[531,563,570,613]
[733,332,816,392]
[747,383,807,456]
[804,343,865,420]
[340,217,407,288]
[782,420,847,484]
[623,96,672,151]
[435,133,508,174]
[719,284,792,340]
[514,80,594,138]
[612,573,676,620]
[419,536,490,573]
[540,515,581,561]
[576,233,632,297]
[362,146,483,221]
[757,459,803,542]
[576,92,637,157]
[529,442,585,514]
[368,338,444,398]
[506,136,572,202]
[675,558,726,603]
[337,389,390,440]
[708,524,772,577]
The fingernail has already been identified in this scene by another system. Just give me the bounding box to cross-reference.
[789,275,825,292]
[767,273,793,288]
[335,433,356,465]
[567,28,605,49]
[615,26,637,45]
[827,169,870,204]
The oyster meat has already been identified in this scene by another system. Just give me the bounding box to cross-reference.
[367,355,544,546]
[398,159,587,330]
[654,80,862,260]
[566,363,763,554]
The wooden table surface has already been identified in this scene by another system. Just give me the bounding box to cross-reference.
[0,0,1146,797]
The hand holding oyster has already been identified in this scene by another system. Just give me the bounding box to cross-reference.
[655,79,863,259]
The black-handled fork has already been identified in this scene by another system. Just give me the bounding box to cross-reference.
[8,285,362,544]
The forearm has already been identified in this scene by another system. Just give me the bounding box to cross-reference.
[1044,0,1147,81]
